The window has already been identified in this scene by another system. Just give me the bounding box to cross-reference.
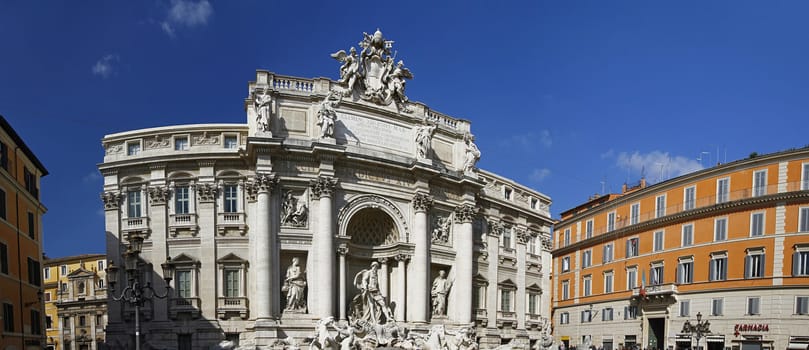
[625,305,638,319]
[62,316,70,328]
[27,257,41,286]
[793,250,809,276]
[626,238,639,258]
[753,170,767,197]
[224,269,240,297]
[585,220,593,239]
[750,212,764,236]
[78,282,85,294]
[650,264,664,285]
[503,187,512,200]
[747,297,760,315]
[800,207,809,232]
[178,334,192,350]
[60,265,67,276]
[527,293,539,314]
[503,227,512,249]
[581,309,592,323]
[602,243,614,263]
[710,253,728,281]
[98,260,105,272]
[582,250,592,268]
[2,303,13,332]
[627,267,637,290]
[44,292,50,302]
[680,300,690,317]
[28,212,35,239]
[561,257,570,272]
[46,315,53,329]
[176,270,193,298]
[0,188,6,220]
[656,195,666,218]
[127,141,141,156]
[682,224,693,247]
[602,307,614,321]
[677,258,694,284]
[23,168,38,198]
[0,141,7,170]
[562,280,569,300]
[224,184,238,213]
[127,190,142,218]
[711,298,723,316]
[174,136,189,151]
[560,312,569,324]
[604,271,613,293]
[528,235,537,255]
[564,228,570,247]
[499,289,513,311]
[530,198,538,210]
[630,203,640,225]
[583,275,592,297]
[224,135,238,149]
[0,242,7,274]
[60,282,67,292]
[684,186,696,210]
[746,250,764,279]
[714,218,727,241]
[43,266,50,280]
[803,163,809,190]
[175,186,190,214]
[717,177,729,203]
[607,212,616,232]
[97,278,105,289]
[797,296,809,315]
[79,315,86,326]
[653,231,664,252]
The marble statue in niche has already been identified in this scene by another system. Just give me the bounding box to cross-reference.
[317,90,342,139]
[431,270,453,316]
[282,257,307,312]
[414,122,437,160]
[349,261,395,324]
[463,133,481,174]
[254,89,273,134]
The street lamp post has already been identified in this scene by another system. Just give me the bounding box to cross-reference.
[681,312,711,350]
[106,233,174,350]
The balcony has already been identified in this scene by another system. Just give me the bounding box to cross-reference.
[496,310,517,329]
[474,308,488,327]
[217,212,247,235]
[169,297,201,319]
[217,296,249,320]
[169,213,198,236]
[121,216,150,235]
[527,314,544,330]
[632,283,678,301]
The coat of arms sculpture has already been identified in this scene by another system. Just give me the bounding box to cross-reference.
[331,29,413,112]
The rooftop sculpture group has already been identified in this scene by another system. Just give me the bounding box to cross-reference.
[332,29,414,112]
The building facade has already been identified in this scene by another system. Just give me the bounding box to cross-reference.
[0,115,48,350]
[552,149,809,350]
[99,31,553,349]
[43,254,108,350]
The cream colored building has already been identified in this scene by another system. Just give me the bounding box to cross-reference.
[99,31,553,349]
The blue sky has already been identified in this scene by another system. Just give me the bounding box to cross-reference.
[2,1,808,258]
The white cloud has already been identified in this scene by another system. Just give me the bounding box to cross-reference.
[530,168,551,182]
[161,0,213,37]
[82,171,102,183]
[615,150,703,183]
[91,54,119,78]
[500,130,552,150]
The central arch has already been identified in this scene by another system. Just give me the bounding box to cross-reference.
[337,194,410,243]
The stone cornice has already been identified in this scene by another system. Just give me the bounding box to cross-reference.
[552,190,809,256]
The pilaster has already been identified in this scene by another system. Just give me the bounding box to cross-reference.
[310,175,338,318]
[515,228,529,331]
[410,192,433,323]
[453,203,476,324]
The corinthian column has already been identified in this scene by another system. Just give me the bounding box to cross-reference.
[410,192,433,323]
[454,203,476,324]
[310,176,338,318]
[252,173,277,321]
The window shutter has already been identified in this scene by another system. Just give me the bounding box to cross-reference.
[676,264,681,284]
[626,240,631,258]
[688,263,693,282]
[709,261,715,281]
[794,252,801,276]
[581,311,585,322]
[753,298,760,314]
[624,306,628,320]
[722,258,727,280]
[744,256,750,279]
[661,266,665,284]
[762,254,766,277]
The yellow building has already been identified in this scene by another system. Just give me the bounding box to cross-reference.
[43,254,107,350]
[0,115,48,350]
[552,148,809,350]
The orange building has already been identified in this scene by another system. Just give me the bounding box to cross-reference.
[0,115,49,350]
[552,148,809,350]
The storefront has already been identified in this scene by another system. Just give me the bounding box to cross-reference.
[675,334,692,350]
[787,337,809,350]
[706,335,725,350]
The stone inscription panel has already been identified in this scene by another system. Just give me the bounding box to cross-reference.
[279,107,308,133]
[335,112,410,154]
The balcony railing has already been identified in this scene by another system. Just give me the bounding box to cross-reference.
[632,283,678,297]
[473,308,488,327]
[217,296,249,320]
[169,213,198,235]
[122,216,150,234]
[217,212,247,235]
[496,310,517,329]
[559,181,809,249]
[169,297,201,319]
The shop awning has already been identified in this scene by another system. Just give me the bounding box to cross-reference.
[787,343,809,350]
[707,336,725,343]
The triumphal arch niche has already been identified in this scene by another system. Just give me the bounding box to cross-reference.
[99,29,553,350]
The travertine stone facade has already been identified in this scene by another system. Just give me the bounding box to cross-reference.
[99,31,553,349]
